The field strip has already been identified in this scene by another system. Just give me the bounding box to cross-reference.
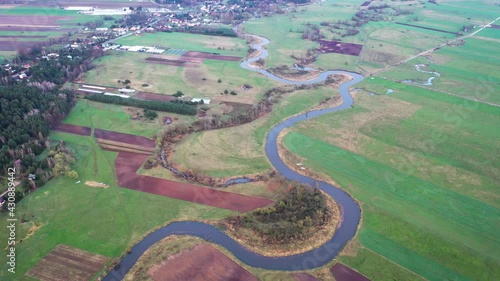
[115,151,274,212]
[378,76,500,107]
[96,139,156,153]
[373,16,500,75]
[0,24,60,28]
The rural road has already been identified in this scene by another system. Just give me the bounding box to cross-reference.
[103,34,364,280]
[373,16,500,75]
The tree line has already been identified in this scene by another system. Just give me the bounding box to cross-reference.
[85,94,198,115]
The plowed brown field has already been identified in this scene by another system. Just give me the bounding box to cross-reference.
[330,263,371,281]
[148,244,258,281]
[115,152,273,212]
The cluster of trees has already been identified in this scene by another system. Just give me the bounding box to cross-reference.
[47,142,79,179]
[85,94,197,115]
[0,85,75,179]
[225,184,331,243]
[317,4,414,39]
[301,23,323,41]
[165,26,238,37]
[173,91,184,98]
[170,99,203,106]
[27,47,103,84]
[143,109,158,120]
[82,19,104,29]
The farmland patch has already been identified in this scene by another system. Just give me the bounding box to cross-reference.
[26,244,107,281]
[317,40,363,56]
[331,263,371,281]
[147,244,258,281]
[182,50,242,61]
[53,123,91,136]
[115,151,273,212]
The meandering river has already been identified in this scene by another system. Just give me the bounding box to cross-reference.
[103,34,363,281]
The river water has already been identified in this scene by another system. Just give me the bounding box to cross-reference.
[103,33,364,281]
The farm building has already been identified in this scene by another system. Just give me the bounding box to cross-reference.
[191,98,211,104]
[104,93,130,98]
[119,88,136,94]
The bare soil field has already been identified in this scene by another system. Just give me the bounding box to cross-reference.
[292,273,321,281]
[53,123,91,136]
[29,0,159,8]
[0,35,47,38]
[98,142,154,155]
[182,51,242,61]
[0,26,73,31]
[134,91,175,102]
[26,244,108,281]
[0,40,37,50]
[115,151,274,212]
[147,244,258,281]
[330,263,371,281]
[317,40,363,56]
[145,56,200,68]
[0,15,71,26]
[94,128,156,149]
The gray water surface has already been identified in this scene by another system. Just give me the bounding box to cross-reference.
[103,33,363,281]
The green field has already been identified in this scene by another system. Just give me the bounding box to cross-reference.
[243,0,498,75]
[2,1,499,280]
[62,99,196,138]
[0,132,234,281]
[83,50,276,103]
[283,78,500,280]
[171,83,342,178]
[114,32,248,57]
[382,36,500,104]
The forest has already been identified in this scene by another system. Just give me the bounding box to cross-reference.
[0,85,75,183]
[224,183,332,243]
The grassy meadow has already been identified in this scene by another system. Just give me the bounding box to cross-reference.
[113,32,248,57]
[171,82,343,178]
[382,35,500,104]
[283,78,500,280]
[83,50,276,103]
[0,132,234,281]
[243,0,498,75]
[62,99,196,138]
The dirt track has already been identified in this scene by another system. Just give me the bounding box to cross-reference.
[115,152,273,212]
[148,244,258,281]
[53,123,92,136]
[330,263,371,281]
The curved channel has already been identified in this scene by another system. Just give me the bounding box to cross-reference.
[103,34,363,281]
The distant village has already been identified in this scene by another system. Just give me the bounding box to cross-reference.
[0,0,305,83]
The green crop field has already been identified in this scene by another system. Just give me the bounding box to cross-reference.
[382,36,500,104]
[0,132,234,281]
[62,99,196,138]
[283,78,500,280]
